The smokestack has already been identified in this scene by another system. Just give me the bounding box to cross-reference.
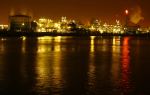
[125,9,129,27]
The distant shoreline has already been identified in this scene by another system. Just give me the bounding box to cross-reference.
[0,31,150,37]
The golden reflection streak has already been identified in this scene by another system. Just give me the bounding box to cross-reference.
[36,37,52,92]
[55,36,61,43]
[37,36,62,53]
[121,37,131,93]
[88,52,96,91]
[37,36,53,41]
[111,37,121,83]
[90,36,95,52]
[88,36,96,91]
[35,36,63,93]
[36,53,50,94]
[37,37,52,53]
[51,53,63,90]
[51,36,62,89]
[21,36,26,53]
[53,36,62,52]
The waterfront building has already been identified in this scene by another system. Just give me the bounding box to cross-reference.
[9,15,32,32]
[36,17,72,33]
[36,18,54,32]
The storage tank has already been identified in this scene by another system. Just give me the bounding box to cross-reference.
[9,15,32,32]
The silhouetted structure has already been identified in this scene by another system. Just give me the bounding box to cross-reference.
[9,15,32,32]
[31,21,37,32]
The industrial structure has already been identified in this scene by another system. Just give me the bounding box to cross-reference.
[9,15,32,32]
[0,10,149,34]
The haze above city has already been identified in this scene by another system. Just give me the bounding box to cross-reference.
[0,0,149,26]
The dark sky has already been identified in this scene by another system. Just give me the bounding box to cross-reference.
[0,0,150,26]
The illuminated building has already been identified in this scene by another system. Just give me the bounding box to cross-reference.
[88,19,124,34]
[5,14,150,34]
[137,27,149,33]
[89,19,102,32]
[9,15,32,32]
[36,17,72,33]
[36,18,55,32]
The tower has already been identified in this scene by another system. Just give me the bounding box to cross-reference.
[125,9,129,27]
[9,15,32,32]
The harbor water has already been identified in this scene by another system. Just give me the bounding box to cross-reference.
[0,36,150,95]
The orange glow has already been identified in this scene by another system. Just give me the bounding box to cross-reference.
[120,37,131,93]
[125,9,129,15]
[122,37,130,74]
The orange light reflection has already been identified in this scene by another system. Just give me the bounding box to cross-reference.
[121,37,131,94]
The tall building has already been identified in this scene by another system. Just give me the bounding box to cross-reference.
[9,15,32,32]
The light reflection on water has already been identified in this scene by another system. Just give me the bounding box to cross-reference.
[111,37,121,89]
[88,36,96,93]
[0,36,150,94]
[120,37,131,94]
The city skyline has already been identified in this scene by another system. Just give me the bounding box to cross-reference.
[0,0,149,26]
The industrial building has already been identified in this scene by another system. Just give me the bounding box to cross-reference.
[9,15,32,32]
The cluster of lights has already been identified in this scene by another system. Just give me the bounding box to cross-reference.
[36,17,125,34]
[0,9,150,34]
[0,25,8,30]
[35,16,150,34]
[36,17,73,33]
[32,10,150,34]
[88,20,124,34]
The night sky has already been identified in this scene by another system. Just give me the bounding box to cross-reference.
[0,0,149,26]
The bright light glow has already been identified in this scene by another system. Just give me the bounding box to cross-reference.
[32,16,150,34]
[37,37,52,53]
[22,23,25,26]
[39,18,47,22]
[55,36,61,43]
[121,37,130,89]
[61,16,67,23]
[22,36,26,41]
[125,9,129,15]
[54,23,60,29]
[90,36,95,52]
[0,25,8,30]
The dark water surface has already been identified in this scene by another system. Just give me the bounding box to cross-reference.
[0,36,150,95]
